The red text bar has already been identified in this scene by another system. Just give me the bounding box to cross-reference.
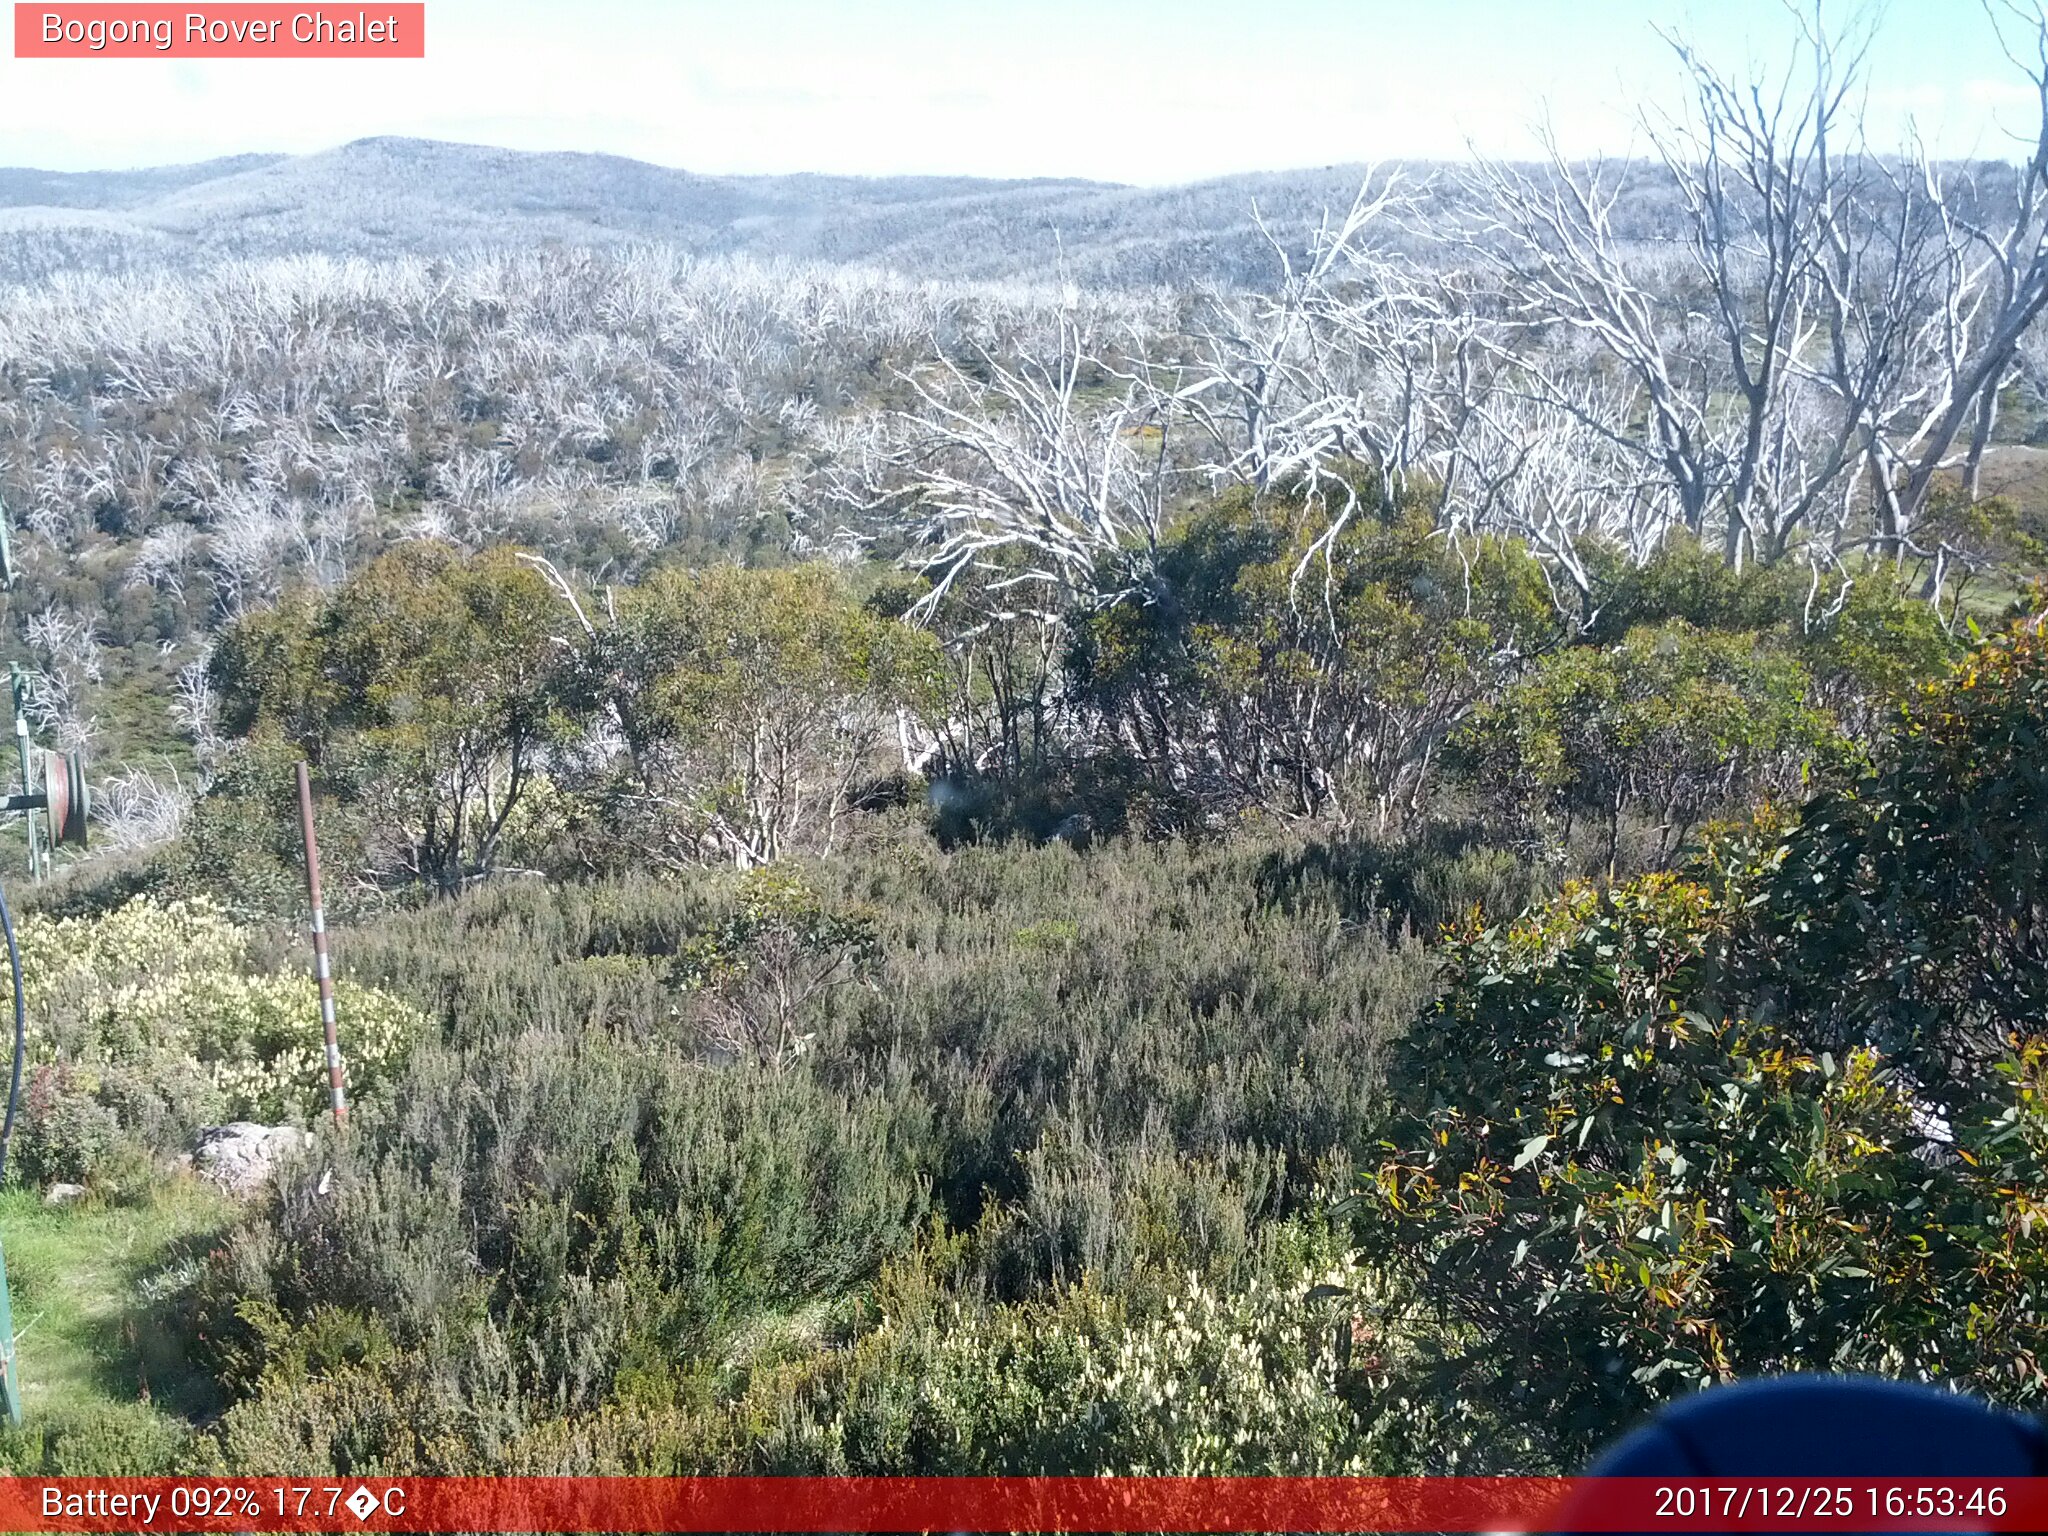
[14,5,424,57]
[5,1476,2048,1532]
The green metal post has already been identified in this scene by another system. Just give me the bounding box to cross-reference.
[0,1234,18,1424]
[8,670,34,883]
[0,504,23,1418]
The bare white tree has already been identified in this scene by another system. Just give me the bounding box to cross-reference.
[1831,1,2048,572]
[1170,173,1469,580]
[93,762,193,852]
[868,302,1165,627]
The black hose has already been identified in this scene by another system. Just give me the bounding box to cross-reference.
[0,881,23,1186]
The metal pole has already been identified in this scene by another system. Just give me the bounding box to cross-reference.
[0,876,23,1424]
[9,670,36,883]
[295,761,346,1123]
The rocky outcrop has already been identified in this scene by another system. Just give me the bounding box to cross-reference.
[193,1123,313,1194]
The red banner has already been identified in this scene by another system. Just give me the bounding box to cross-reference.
[0,1476,2044,1532]
[13,5,424,58]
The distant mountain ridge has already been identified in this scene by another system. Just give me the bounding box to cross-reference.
[0,152,287,211]
[0,136,1390,288]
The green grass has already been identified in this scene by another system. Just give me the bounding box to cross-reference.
[1978,444,2048,514]
[0,1178,232,1427]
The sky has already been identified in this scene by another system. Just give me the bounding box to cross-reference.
[0,0,2039,184]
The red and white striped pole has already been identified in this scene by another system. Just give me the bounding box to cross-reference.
[295,761,347,1123]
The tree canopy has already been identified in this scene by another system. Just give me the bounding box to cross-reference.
[1359,625,2048,1469]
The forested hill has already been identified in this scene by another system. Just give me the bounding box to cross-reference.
[0,137,1391,286]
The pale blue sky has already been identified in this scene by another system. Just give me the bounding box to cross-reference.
[0,0,2035,182]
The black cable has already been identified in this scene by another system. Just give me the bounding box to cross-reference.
[0,880,23,1187]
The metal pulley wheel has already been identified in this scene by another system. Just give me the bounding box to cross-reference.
[40,748,87,849]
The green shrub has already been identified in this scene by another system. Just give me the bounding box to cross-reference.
[779,1229,1416,1476]
[673,867,880,1068]
[583,563,944,869]
[209,546,579,895]
[194,1031,926,1419]
[1747,626,2048,1081]
[1069,487,1559,827]
[1455,621,1836,868]
[0,896,426,1184]
[0,1403,203,1476]
[1585,538,1803,642]
[1255,822,1552,938]
[177,829,1442,1473]
[1358,626,2048,1470]
[987,1127,1288,1294]
[11,1064,127,1188]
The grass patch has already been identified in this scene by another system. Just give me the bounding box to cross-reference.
[0,1176,233,1469]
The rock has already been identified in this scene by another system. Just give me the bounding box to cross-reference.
[193,1122,314,1194]
[42,1182,86,1206]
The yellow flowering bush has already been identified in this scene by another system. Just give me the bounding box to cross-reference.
[1064,1259,1388,1474]
[1,896,425,1183]
[810,1249,1418,1475]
